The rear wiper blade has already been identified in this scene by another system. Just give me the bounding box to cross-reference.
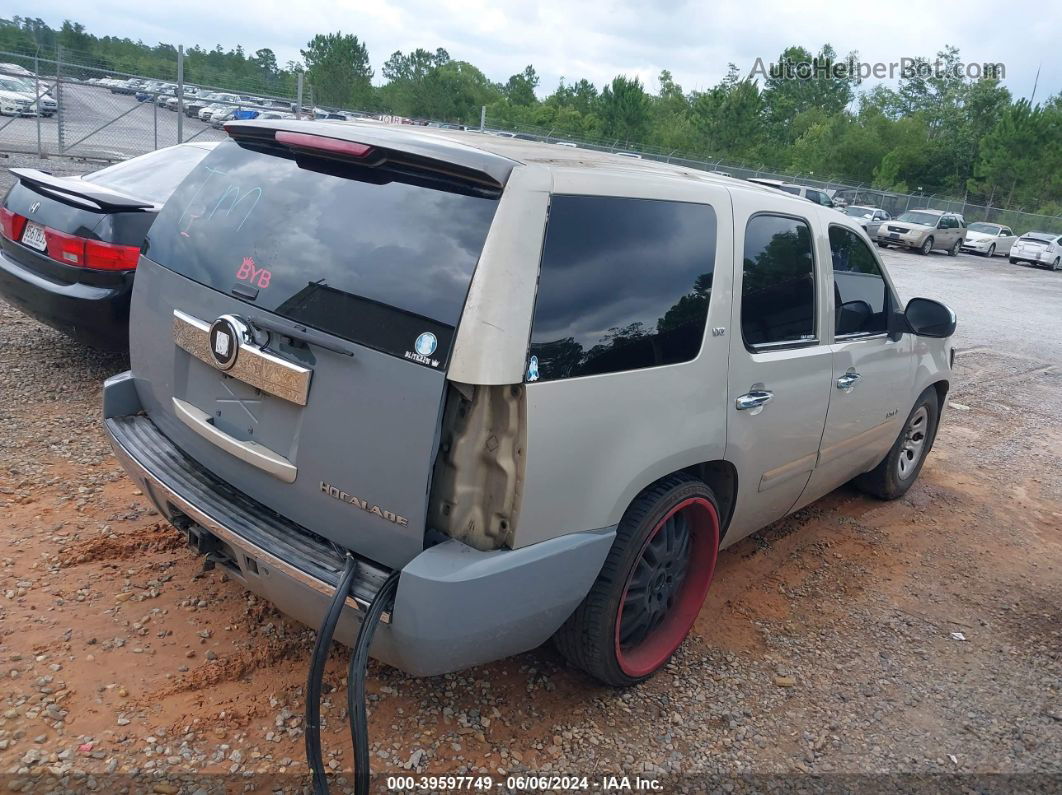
[249,315,356,358]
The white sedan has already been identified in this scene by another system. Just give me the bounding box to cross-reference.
[961,222,1016,257]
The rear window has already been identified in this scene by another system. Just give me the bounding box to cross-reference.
[144,140,498,368]
[84,145,211,205]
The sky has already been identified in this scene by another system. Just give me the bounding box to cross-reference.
[17,0,1062,101]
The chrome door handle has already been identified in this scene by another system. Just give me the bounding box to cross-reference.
[836,371,862,392]
[735,389,774,413]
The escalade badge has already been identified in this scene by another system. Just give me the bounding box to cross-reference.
[208,315,250,371]
[321,482,409,527]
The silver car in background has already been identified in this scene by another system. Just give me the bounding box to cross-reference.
[961,222,1016,257]
[877,209,966,256]
[844,205,891,238]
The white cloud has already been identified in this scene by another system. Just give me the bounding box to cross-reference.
[18,0,1062,100]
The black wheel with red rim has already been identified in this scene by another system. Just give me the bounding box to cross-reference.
[553,474,721,687]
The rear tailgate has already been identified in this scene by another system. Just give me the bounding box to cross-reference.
[131,129,508,570]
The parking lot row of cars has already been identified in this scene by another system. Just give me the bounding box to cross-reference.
[87,76,366,127]
[744,180,1061,270]
[853,207,1061,269]
[0,62,58,117]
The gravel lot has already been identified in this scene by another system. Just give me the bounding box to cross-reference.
[0,157,1060,793]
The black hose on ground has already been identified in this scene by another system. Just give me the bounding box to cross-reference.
[305,554,359,795]
[305,557,401,795]
[348,571,401,794]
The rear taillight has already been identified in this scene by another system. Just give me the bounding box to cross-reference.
[45,228,86,266]
[84,239,141,271]
[43,227,139,271]
[0,206,27,242]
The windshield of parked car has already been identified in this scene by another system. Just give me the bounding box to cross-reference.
[84,145,212,204]
[0,77,29,93]
[897,211,940,227]
[845,206,875,218]
[3,76,34,92]
[968,223,1001,234]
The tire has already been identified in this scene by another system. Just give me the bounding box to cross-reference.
[948,238,961,257]
[855,387,940,501]
[919,237,934,255]
[553,474,721,687]
[876,241,889,249]
[986,244,995,258]
[1052,258,1061,272]
[1010,257,1019,265]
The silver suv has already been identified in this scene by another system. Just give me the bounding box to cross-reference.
[877,209,966,256]
[103,122,956,686]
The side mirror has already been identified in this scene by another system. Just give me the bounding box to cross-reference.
[904,298,956,338]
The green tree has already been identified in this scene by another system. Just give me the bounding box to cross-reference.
[300,32,373,108]
[505,65,539,106]
[760,44,860,145]
[58,20,92,54]
[691,66,764,161]
[968,100,1057,209]
[600,75,650,143]
[420,61,498,124]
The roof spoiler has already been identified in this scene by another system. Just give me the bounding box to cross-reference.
[9,168,154,211]
[224,120,515,194]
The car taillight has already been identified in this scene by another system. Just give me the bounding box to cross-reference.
[0,206,27,241]
[45,228,86,266]
[42,228,139,271]
[85,239,141,271]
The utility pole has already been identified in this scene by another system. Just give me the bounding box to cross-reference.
[296,72,304,119]
[479,105,485,131]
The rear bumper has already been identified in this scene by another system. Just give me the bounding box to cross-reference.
[102,371,614,677]
[1010,250,1054,265]
[0,244,131,350]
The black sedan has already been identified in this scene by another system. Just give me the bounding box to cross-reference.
[0,142,214,350]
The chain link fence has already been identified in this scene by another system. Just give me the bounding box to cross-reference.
[1,46,1059,234]
[0,46,306,161]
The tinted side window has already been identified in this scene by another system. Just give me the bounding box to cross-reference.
[830,226,888,336]
[528,196,716,382]
[741,215,816,348]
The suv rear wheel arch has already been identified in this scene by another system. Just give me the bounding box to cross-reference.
[684,460,738,541]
